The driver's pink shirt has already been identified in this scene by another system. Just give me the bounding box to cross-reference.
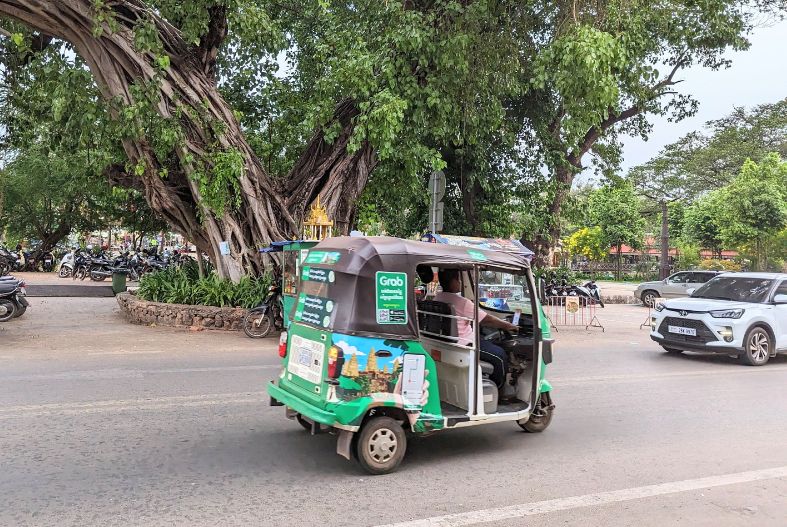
[433,292,487,346]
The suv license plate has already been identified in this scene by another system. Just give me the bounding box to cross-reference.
[668,325,696,336]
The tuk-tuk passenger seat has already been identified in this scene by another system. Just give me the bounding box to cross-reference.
[417,300,495,378]
[417,300,458,343]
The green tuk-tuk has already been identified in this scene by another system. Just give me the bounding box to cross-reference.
[267,236,554,474]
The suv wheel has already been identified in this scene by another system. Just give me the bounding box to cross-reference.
[641,290,659,307]
[740,327,771,366]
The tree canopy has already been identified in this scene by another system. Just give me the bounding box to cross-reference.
[0,0,783,276]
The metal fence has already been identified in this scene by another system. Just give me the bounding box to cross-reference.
[542,296,604,332]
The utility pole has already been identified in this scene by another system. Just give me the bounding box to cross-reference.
[660,200,669,279]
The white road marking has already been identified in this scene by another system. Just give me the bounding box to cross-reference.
[376,466,787,527]
[552,365,787,386]
[1,364,280,381]
[0,391,267,419]
[88,350,166,355]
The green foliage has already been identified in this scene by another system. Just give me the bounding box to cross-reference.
[534,267,576,285]
[699,259,742,272]
[674,243,701,271]
[682,196,725,254]
[587,181,645,251]
[713,154,787,270]
[629,99,787,201]
[137,266,271,308]
[564,227,608,261]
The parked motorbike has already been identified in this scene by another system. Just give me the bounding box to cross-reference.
[40,250,55,272]
[58,250,76,278]
[242,283,283,338]
[543,278,604,307]
[0,276,28,322]
[581,280,604,307]
[0,246,21,276]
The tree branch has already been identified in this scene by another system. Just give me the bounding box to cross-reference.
[196,3,228,79]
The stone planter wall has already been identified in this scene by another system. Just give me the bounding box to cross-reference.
[601,294,639,305]
[116,292,247,330]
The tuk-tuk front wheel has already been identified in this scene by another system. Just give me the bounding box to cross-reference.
[518,393,554,433]
[356,417,406,475]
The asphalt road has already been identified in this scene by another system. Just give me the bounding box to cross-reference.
[1,298,786,526]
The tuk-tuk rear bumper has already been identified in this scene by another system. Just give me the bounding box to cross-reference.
[267,381,359,432]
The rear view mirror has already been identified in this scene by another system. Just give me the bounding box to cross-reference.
[774,294,787,304]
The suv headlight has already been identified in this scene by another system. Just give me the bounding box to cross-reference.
[655,303,665,312]
[710,309,744,319]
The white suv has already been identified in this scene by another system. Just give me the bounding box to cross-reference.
[650,273,787,365]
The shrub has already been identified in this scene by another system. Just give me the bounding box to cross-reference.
[137,268,272,308]
[699,259,742,272]
[534,266,576,285]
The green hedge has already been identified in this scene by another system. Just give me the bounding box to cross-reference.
[137,261,272,308]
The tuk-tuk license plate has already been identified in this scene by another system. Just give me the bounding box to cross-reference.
[667,325,696,336]
[287,335,325,385]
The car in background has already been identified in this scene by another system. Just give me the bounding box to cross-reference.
[649,273,787,365]
[635,270,722,307]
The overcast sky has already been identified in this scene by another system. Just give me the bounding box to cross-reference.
[617,19,787,173]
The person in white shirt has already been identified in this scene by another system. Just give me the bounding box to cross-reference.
[432,268,518,389]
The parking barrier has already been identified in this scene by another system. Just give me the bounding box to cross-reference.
[542,296,604,332]
[639,297,666,330]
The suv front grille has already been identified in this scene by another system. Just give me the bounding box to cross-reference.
[658,317,718,344]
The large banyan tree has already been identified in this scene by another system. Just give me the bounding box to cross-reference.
[0,1,780,275]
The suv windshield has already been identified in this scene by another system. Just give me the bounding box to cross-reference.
[692,277,774,303]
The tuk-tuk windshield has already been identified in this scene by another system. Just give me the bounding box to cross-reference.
[478,271,531,313]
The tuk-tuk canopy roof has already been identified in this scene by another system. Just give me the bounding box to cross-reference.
[292,236,531,340]
[422,233,534,260]
[259,240,314,253]
[313,236,531,272]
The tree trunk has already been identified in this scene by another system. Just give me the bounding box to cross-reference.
[527,164,573,267]
[35,222,72,256]
[0,0,374,279]
[616,245,623,281]
[659,200,669,280]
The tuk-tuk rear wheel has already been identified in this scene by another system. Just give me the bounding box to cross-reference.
[356,417,406,475]
[518,393,554,433]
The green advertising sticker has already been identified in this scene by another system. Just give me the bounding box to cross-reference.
[301,265,335,283]
[375,271,408,325]
[467,249,488,261]
[294,293,335,328]
[303,251,341,265]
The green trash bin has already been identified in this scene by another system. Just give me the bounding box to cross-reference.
[112,269,128,294]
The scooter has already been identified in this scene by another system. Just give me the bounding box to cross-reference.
[58,250,75,277]
[0,276,28,321]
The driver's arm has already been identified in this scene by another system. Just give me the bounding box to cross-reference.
[480,312,518,332]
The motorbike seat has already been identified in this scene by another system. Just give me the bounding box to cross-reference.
[0,282,19,294]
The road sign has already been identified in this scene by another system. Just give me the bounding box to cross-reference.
[429,202,444,233]
[428,170,446,201]
[429,171,445,233]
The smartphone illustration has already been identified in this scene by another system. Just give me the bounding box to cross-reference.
[401,354,426,406]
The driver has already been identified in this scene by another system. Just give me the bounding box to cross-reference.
[434,268,518,389]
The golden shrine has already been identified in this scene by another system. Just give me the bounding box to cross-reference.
[303,197,334,241]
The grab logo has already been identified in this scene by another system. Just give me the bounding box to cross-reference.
[379,276,404,287]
